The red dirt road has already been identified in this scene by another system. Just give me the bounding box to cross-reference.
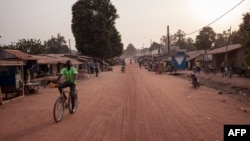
[1,62,250,141]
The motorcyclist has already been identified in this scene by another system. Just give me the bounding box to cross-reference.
[191,71,200,88]
[121,59,126,72]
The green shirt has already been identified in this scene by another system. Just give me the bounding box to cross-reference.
[60,67,78,83]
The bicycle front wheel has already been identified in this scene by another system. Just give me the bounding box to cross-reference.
[53,97,64,122]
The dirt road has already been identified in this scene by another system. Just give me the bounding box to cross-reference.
[1,62,250,141]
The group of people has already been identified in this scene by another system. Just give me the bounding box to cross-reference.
[87,60,100,77]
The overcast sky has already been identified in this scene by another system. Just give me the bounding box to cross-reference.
[0,0,249,50]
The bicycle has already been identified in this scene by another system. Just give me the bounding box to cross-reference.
[53,83,78,122]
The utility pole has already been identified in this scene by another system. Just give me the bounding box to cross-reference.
[167,25,170,56]
[143,44,144,55]
[225,26,232,67]
[68,39,71,55]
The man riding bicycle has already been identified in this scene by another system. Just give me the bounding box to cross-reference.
[55,60,78,111]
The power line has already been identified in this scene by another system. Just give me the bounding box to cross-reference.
[186,0,245,36]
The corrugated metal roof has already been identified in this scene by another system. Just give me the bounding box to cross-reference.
[1,49,36,60]
[44,54,82,65]
[57,58,82,65]
[31,55,57,64]
[186,50,205,61]
[77,55,92,61]
[0,60,25,66]
[207,44,241,54]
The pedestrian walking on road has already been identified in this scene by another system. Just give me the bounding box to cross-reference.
[94,60,99,77]
[220,61,225,73]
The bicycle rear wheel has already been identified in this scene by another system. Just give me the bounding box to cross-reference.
[53,97,64,122]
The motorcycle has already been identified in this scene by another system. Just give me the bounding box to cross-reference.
[191,72,200,88]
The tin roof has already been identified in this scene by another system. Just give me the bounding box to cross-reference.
[1,49,36,60]
[56,57,82,65]
[0,60,25,66]
[186,50,205,61]
[207,44,241,54]
[44,54,82,65]
[31,55,57,64]
[77,55,92,61]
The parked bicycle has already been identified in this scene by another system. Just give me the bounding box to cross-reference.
[53,83,78,122]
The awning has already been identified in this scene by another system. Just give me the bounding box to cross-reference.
[0,60,25,66]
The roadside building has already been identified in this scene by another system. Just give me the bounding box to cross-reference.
[207,44,246,71]
[0,49,38,104]
[44,54,82,73]
[186,50,205,69]
[32,55,58,77]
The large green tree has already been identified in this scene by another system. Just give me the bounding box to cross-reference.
[195,26,216,50]
[72,0,123,59]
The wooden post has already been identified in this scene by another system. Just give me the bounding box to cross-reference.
[167,25,170,56]
[21,66,24,96]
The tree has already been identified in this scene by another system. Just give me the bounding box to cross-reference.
[186,37,196,51]
[15,39,44,55]
[123,43,136,57]
[44,34,69,54]
[173,29,186,49]
[214,30,229,48]
[149,42,162,52]
[71,0,123,59]
[195,26,216,50]
[230,30,242,45]
[161,29,195,51]
[104,25,123,58]
[239,12,250,47]
[160,35,174,48]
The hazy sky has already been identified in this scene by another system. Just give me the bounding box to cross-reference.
[0,0,249,50]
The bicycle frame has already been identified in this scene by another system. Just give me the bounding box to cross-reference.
[53,88,78,122]
[62,91,69,104]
